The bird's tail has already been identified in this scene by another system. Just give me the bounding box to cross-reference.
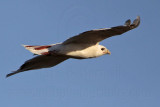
[22,45,52,55]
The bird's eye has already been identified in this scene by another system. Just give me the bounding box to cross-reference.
[101,48,105,51]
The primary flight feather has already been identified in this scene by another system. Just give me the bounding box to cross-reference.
[6,16,140,77]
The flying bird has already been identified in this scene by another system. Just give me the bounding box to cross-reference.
[6,16,140,77]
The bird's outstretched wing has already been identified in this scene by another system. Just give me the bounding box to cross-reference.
[63,16,140,45]
[6,55,69,77]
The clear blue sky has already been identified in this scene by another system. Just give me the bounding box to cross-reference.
[0,0,160,107]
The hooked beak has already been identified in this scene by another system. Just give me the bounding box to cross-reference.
[105,50,111,55]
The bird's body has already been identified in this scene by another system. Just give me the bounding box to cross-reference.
[6,16,140,77]
[24,43,108,59]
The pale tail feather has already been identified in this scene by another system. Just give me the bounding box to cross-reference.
[22,45,52,55]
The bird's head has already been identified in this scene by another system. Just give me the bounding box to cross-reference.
[99,45,111,55]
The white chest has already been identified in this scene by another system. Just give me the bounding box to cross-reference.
[60,44,101,59]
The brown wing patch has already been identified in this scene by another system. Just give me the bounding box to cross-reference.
[34,46,51,50]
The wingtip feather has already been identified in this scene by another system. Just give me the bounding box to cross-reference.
[133,16,140,26]
[6,70,22,78]
[6,72,16,78]
[125,16,140,29]
[125,19,131,26]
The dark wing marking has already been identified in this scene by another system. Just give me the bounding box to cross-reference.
[63,16,140,45]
